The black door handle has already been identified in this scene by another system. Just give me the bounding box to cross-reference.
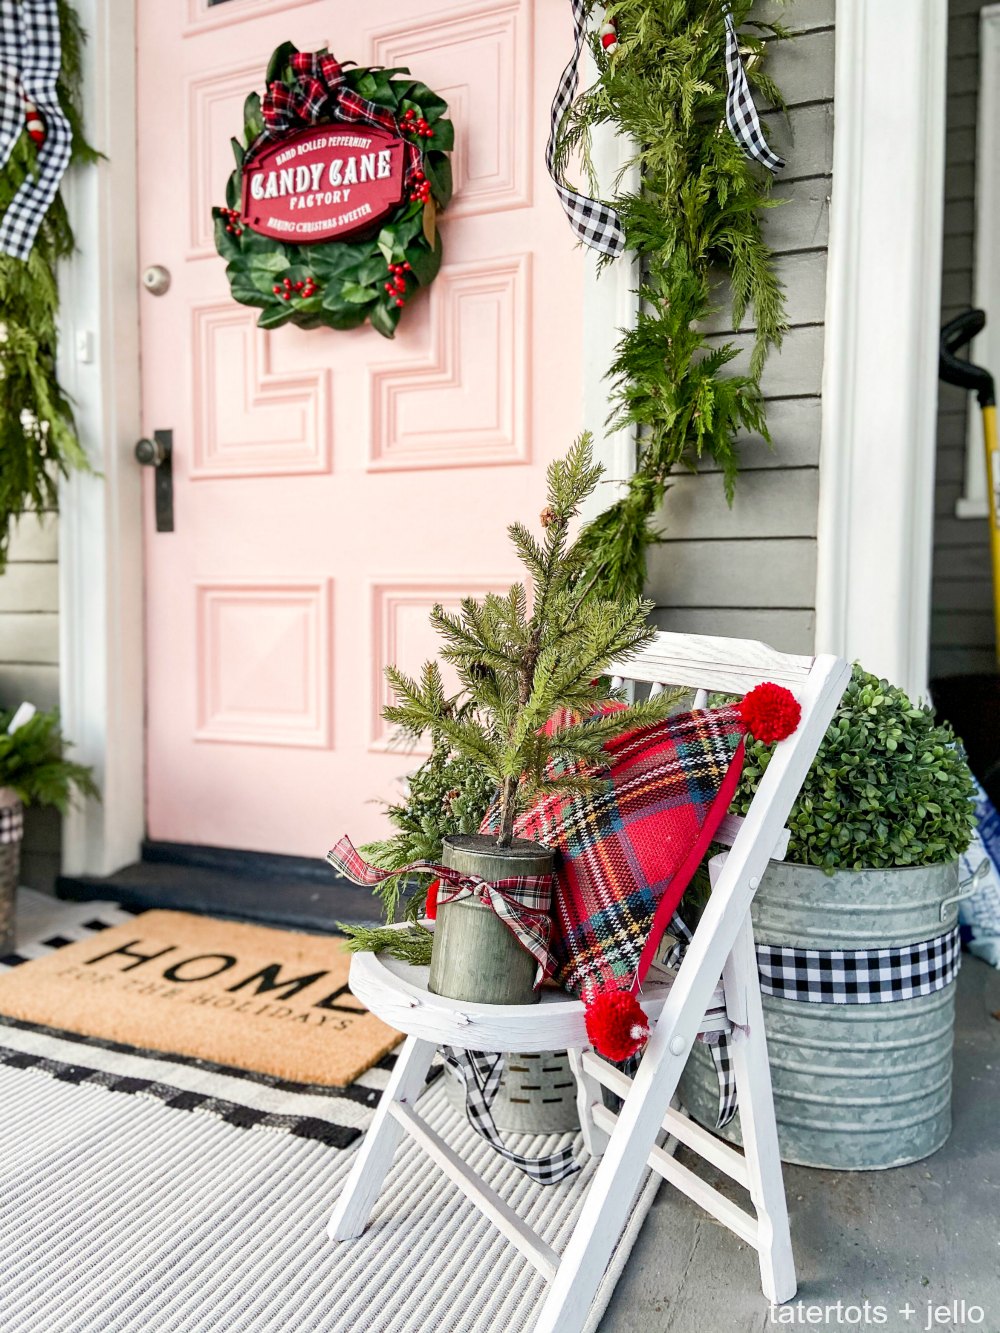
[135,429,174,532]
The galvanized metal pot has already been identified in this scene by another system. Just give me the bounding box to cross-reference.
[428,834,553,1006]
[680,860,960,1170]
[443,1050,581,1133]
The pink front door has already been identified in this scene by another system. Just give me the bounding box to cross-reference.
[136,0,585,857]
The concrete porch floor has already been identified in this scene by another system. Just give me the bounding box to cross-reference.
[603,954,1000,1333]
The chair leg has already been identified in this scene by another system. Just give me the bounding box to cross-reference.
[533,1030,690,1333]
[727,913,797,1305]
[567,1048,609,1159]
[327,1034,437,1242]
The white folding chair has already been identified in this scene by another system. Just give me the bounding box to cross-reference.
[328,632,851,1332]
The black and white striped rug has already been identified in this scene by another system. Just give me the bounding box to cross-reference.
[0,894,657,1332]
[0,898,391,1147]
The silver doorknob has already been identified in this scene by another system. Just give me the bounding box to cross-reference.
[135,436,168,467]
[142,264,171,296]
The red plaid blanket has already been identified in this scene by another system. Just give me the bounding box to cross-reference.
[484,705,747,999]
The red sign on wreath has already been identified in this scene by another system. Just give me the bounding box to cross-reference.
[241,125,406,244]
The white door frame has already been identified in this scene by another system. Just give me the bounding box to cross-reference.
[58,0,144,876]
[56,1,637,876]
[815,0,948,702]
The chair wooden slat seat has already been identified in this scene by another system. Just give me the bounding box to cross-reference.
[348,948,731,1054]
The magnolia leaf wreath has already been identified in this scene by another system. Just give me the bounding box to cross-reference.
[213,43,454,338]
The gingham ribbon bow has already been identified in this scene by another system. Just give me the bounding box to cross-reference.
[546,0,625,257]
[254,50,422,190]
[0,0,73,261]
[546,2,781,259]
[723,6,784,173]
[327,836,554,986]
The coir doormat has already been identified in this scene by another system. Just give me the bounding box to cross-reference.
[0,909,401,1086]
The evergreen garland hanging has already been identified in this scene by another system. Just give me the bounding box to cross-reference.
[569,0,788,597]
[0,1,98,571]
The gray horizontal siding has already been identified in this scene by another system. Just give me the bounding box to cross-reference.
[929,0,995,678]
[0,512,61,890]
[645,9,833,654]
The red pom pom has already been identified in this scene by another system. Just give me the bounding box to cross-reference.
[739,682,802,744]
[584,989,650,1062]
[424,879,440,921]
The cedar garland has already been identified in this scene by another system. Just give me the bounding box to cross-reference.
[570,0,789,597]
[0,1,98,571]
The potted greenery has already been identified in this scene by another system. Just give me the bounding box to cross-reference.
[680,667,978,1169]
[0,703,98,953]
[338,437,680,1005]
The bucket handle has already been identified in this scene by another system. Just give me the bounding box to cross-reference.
[940,858,989,922]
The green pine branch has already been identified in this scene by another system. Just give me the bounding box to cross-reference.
[565,0,788,599]
[0,1,99,570]
[380,435,683,845]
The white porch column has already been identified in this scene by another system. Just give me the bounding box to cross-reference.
[815,0,948,700]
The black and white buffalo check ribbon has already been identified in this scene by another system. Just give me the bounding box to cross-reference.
[0,0,73,261]
[441,1046,580,1185]
[546,0,625,258]
[0,800,23,845]
[723,6,784,174]
[710,927,963,1128]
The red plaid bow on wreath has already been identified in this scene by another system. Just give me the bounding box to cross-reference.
[250,49,423,191]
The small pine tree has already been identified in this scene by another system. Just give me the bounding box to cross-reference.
[382,435,680,847]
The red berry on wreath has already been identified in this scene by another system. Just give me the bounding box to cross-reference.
[395,298,404,307]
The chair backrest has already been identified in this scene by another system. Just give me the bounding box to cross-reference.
[607,630,852,1009]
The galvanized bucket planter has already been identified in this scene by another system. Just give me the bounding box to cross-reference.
[679,860,960,1170]
[443,1050,580,1133]
[0,788,23,957]
[428,835,554,1006]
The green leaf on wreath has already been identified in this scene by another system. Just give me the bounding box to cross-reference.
[339,283,379,306]
[243,92,264,143]
[225,169,239,211]
[266,41,298,86]
[406,82,448,121]
[230,138,245,169]
[240,227,283,256]
[214,213,241,261]
[227,270,270,308]
[322,306,371,332]
[423,155,453,209]
[368,301,401,339]
[257,303,298,330]
[356,253,390,286]
[428,118,455,153]
[405,232,442,287]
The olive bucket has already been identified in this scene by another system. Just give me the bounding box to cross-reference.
[0,788,23,957]
[428,834,554,1006]
[679,859,961,1170]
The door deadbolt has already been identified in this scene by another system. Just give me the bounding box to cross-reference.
[142,264,171,296]
[135,430,174,532]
